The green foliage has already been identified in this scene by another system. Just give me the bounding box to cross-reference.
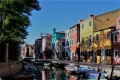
[0,0,41,43]
[0,0,41,61]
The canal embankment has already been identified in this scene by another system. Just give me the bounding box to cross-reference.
[0,60,22,78]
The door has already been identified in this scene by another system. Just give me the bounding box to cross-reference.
[101,50,106,64]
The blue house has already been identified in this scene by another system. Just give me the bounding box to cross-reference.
[52,28,65,52]
[65,29,71,57]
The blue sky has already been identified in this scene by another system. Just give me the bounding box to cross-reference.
[24,0,120,44]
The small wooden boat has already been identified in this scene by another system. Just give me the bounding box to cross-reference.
[13,70,35,80]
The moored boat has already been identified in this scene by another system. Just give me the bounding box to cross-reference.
[13,70,35,80]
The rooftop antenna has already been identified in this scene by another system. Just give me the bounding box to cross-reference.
[86,7,90,18]
[41,32,42,38]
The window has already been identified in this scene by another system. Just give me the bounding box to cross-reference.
[97,50,101,56]
[114,50,118,58]
[89,21,92,26]
[70,29,71,33]
[96,34,99,40]
[70,40,71,46]
[82,24,84,29]
[88,35,92,46]
[113,33,117,42]
[72,40,73,45]
[68,32,69,36]
[105,49,111,56]
[75,39,77,44]
[118,20,120,26]
[82,37,84,44]
[106,31,111,39]
[62,42,65,46]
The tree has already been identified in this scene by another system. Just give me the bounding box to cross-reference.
[0,0,41,62]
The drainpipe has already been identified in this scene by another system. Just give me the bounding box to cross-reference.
[111,27,114,65]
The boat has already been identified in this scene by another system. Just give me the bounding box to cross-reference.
[43,62,51,66]
[13,70,35,80]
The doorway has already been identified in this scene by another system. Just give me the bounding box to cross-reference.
[101,50,106,64]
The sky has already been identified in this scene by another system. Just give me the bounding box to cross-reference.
[24,0,120,44]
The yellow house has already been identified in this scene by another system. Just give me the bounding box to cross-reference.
[80,8,120,63]
[93,26,116,64]
[93,9,120,64]
[79,14,94,62]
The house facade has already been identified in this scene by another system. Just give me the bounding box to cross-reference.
[55,37,65,59]
[52,28,65,58]
[79,15,94,62]
[65,29,71,58]
[42,34,52,59]
[93,9,120,64]
[21,44,34,59]
[112,16,120,64]
[69,24,80,60]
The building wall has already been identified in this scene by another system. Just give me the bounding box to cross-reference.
[52,29,65,51]
[69,26,78,59]
[93,9,120,30]
[80,19,93,51]
[93,29,112,64]
[42,34,52,52]
[65,29,70,47]
[55,38,65,59]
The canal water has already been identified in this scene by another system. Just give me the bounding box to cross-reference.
[34,65,106,80]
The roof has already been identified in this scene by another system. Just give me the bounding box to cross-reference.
[55,31,65,34]
[93,24,116,32]
[69,24,79,29]
[58,37,65,40]
[80,8,120,23]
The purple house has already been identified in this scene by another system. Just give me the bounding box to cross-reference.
[35,38,42,58]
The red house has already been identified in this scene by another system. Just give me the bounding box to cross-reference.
[112,16,120,64]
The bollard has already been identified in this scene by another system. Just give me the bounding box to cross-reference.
[110,65,114,80]
[98,73,101,80]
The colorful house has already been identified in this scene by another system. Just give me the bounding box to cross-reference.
[34,38,42,58]
[112,16,120,64]
[55,37,65,59]
[52,28,65,58]
[93,9,120,64]
[69,24,80,60]
[65,29,71,58]
[21,44,34,59]
[79,15,94,62]
[42,34,52,59]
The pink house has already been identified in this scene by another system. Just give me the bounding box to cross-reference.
[112,16,120,64]
[42,34,52,59]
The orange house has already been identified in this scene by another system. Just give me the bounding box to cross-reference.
[69,24,80,60]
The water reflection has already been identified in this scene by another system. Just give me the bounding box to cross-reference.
[35,65,69,80]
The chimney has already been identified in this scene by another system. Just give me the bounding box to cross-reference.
[78,20,84,23]
[53,28,56,34]
[89,14,94,18]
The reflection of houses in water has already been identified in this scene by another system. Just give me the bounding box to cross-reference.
[21,44,34,59]
[42,67,52,80]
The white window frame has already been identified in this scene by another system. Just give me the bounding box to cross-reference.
[82,24,84,29]
[96,34,99,41]
[89,21,92,26]
[113,33,117,42]
[114,50,118,58]
[106,31,111,39]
